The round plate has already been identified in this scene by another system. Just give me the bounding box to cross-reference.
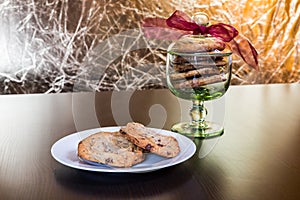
[51,126,196,173]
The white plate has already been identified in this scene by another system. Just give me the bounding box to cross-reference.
[51,126,196,173]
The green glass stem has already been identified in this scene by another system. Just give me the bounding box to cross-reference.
[190,100,208,129]
[170,99,224,138]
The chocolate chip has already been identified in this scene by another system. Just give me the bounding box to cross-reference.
[145,144,152,151]
[105,158,113,163]
[158,144,164,147]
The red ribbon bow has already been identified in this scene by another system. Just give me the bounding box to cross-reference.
[142,10,259,70]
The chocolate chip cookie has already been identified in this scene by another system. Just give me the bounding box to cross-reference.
[120,122,180,158]
[78,131,145,167]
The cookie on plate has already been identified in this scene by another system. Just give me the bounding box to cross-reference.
[120,122,180,158]
[78,131,145,167]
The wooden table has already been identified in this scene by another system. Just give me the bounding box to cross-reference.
[0,84,299,200]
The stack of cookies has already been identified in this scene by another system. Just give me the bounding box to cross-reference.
[168,36,228,89]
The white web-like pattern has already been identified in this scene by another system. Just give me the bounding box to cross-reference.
[0,0,299,94]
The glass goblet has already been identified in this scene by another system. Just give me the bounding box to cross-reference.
[166,35,232,138]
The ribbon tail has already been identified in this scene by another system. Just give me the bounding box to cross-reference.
[228,35,259,71]
[208,23,239,42]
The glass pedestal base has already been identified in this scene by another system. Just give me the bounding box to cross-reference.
[171,121,224,138]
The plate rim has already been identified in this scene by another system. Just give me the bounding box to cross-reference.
[51,126,196,173]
